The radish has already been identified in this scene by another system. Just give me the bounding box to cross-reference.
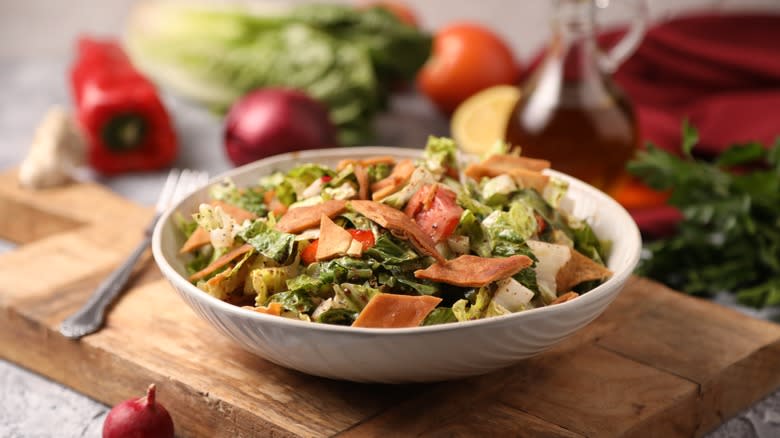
[102,384,174,438]
[224,88,339,166]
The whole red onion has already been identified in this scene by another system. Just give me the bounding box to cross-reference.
[102,384,174,438]
[224,88,339,166]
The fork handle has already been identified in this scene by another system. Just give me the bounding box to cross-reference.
[59,233,152,340]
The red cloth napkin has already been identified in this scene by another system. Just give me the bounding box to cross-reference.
[529,12,780,237]
[607,12,780,156]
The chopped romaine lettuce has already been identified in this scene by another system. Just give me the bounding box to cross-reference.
[317,308,357,325]
[365,233,420,264]
[379,166,437,209]
[456,180,493,219]
[482,202,537,255]
[238,220,296,263]
[366,162,391,183]
[174,212,199,239]
[423,307,457,325]
[455,210,492,258]
[482,174,518,206]
[266,290,316,314]
[422,135,458,177]
[481,139,512,160]
[194,203,247,250]
[452,285,493,322]
[332,283,381,311]
[542,177,569,209]
[210,178,268,216]
[178,141,612,325]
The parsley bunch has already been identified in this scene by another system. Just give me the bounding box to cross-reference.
[628,122,780,308]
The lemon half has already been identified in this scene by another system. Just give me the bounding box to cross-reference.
[450,85,521,156]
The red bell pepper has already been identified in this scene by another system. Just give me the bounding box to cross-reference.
[70,36,177,174]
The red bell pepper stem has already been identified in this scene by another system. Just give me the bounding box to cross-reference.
[70,36,177,174]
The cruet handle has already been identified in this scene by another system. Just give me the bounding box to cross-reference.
[597,0,649,73]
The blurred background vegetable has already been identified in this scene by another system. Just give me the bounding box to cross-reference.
[417,22,520,115]
[124,0,431,146]
[72,36,177,174]
[224,88,338,166]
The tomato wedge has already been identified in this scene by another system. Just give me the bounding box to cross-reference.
[301,229,376,264]
[409,186,463,243]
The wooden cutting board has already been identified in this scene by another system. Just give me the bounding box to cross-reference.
[1,168,779,438]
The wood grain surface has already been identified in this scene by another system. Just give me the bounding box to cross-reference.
[1,169,779,437]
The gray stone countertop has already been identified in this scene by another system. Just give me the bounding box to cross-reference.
[1,56,779,438]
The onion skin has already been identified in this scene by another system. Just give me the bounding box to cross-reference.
[224,88,339,166]
[102,384,174,438]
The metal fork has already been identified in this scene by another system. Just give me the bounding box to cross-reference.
[59,169,209,340]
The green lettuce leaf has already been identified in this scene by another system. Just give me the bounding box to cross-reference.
[238,220,295,263]
[266,290,316,314]
[423,307,457,325]
[209,178,268,216]
[317,308,358,325]
[422,136,458,177]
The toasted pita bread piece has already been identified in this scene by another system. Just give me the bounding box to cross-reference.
[526,240,612,293]
[556,249,612,292]
[275,199,347,234]
[315,215,363,261]
[354,164,369,200]
[352,294,442,328]
[551,291,579,305]
[180,228,211,254]
[414,254,533,287]
[349,200,445,263]
[263,190,288,217]
[180,201,258,254]
[371,159,416,201]
[244,302,283,316]
[465,163,550,193]
[337,156,396,171]
[483,154,551,172]
[200,254,252,300]
[189,243,253,282]
[509,168,550,193]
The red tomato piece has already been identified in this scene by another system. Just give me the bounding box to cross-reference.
[301,240,319,265]
[300,229,375,265]
[403,183,437,217]
[412,186,463,243]
[348,229,376,250]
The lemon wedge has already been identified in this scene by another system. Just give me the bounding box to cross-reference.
[450,85,521,156]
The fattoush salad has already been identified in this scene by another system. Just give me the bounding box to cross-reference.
[176,137,612,328]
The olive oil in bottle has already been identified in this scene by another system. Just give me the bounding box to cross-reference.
[505,0,646,194]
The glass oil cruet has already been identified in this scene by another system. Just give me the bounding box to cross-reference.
[505,0,648,194]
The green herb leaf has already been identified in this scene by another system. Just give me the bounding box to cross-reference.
[681,119,699,157]
[629,123,780,308]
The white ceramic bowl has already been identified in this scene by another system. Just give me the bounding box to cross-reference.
[152,147,642,383]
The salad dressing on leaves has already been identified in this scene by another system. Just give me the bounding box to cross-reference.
[178,137,611,328]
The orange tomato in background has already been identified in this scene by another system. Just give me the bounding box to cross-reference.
[417,23,520,115]
[610,176,671,210]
